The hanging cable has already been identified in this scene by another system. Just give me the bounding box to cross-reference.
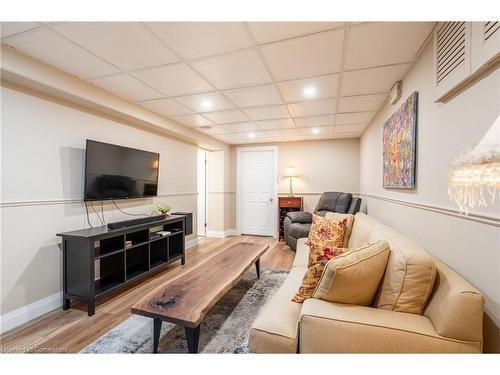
[90,201,105,226]
[101,200,106,225]
[112,200,151,217]
[84,201,94,228]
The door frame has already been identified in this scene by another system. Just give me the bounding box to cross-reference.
[236,145,278,238]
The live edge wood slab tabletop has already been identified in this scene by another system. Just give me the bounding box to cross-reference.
[131,241,269,353]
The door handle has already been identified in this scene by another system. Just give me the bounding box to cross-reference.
[269,197,273,202]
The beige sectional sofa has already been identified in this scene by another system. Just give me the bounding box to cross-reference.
[249,213,485,353]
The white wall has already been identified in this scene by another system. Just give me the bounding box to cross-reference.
[359,41,500,352]
[277,139,360,211]
[0,86,200,324]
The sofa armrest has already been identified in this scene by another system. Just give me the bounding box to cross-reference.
[299,299,481,353]
[286,211,312,224]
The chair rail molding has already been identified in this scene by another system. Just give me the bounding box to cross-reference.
[0,192,199,208]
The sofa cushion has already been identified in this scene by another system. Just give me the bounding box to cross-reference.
[313,240,390,306]
[350,214,437,315]
[299,299,481,353]
[307,214,347,265]
[292,247,349,303]
[325,212,354,247]
[249,267,306,353]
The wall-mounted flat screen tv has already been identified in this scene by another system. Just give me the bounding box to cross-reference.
[84,140,159,201]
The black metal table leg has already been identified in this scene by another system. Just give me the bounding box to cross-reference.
[255,258,260,279]
[153,318,162,353]
[185,325,200,353]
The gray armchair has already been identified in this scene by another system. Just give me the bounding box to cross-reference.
[283,192,361,250]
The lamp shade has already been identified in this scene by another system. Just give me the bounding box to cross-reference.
[284,166,297,177]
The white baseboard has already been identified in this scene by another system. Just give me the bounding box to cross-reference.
[1,236,200,335]
[185,237,199,249]
[224,229,239,237]
[0,291,62,335]
[206,230,239,238]
[206,230,225,238]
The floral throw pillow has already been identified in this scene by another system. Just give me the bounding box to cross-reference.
[307,214,348,267]
[292,246,349,303]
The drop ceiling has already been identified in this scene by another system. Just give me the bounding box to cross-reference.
[0,22,434,145]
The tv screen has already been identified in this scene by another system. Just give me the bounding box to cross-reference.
[84,140,159,201]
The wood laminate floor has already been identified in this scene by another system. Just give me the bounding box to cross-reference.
[0,235,294,353]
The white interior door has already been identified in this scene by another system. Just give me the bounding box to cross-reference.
[237,147,277,237]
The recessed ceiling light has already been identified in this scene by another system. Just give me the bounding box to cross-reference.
[303,85,317,98]
[312,128,320,134]
[201,100,213,109]
[248,132,256,139]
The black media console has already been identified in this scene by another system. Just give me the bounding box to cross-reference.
[57,215,186,316]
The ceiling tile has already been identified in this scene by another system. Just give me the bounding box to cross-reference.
[288,99,337,117]
[338,93,387,112]
[341,63,411,96]
[3,28,118,78]
[192,49,271,89]
[298,126,335,136]
[146,22,252,60]
[220,122,260,133]
[336,112,375,124]
[213,133,244,145]
[256,118,295,130]
[261,29,344,81]
[139,98,194,117]
[333,130,362,138]
[203,109,249,124]
[0,22,41,38]
[235,130,268,139]
[294,114,335,127]
[88,74,163,101]
[51,22,178,72]
[175,92,234,113]
[334,124,368,133]
[243,105,289,121]
[173,114,213,127]
[265,128,300,137]
[195,125,226,135]
[248,22,344,44]
[131,63,212,96]
[278,74,339,103]
[345,22,434,70]
[223,84,282,107]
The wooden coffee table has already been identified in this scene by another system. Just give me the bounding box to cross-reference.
[131,241,269,353]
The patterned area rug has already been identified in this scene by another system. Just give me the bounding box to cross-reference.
[81,268,288,354]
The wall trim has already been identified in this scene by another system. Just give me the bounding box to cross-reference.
[206,230,226,238]
[278,191,499,226]
[0,192,198,208]
[225,229,239,237]
[185,237,199,250]
[360,193,500,227]
[0,291,62,335]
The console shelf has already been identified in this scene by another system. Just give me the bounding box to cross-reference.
[57,215,187,316]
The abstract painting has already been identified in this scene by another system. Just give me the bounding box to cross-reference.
[383,91,418,189]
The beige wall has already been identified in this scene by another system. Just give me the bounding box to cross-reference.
[359,41,500,352]
[206,148,236,234]
[0,86,201,318]
[277,139,360,211]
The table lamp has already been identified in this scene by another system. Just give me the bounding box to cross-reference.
[284,166,297,196]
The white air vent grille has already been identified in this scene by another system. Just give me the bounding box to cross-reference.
[436,22,466,84]
[484,22,499,41]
